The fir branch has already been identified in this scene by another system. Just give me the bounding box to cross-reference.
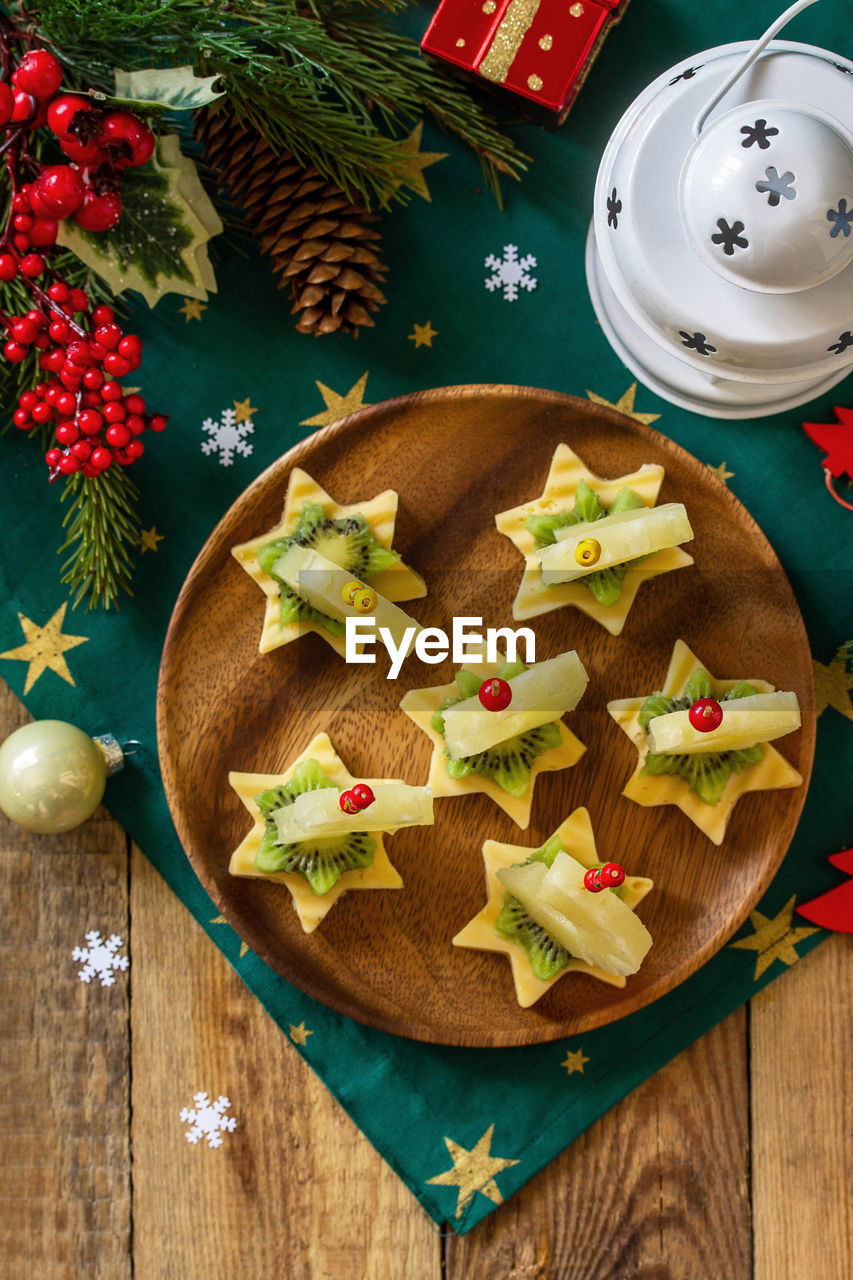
[19,0,529,207]
[59,464,141,610]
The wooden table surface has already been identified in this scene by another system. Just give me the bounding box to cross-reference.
[2,678,851,1280]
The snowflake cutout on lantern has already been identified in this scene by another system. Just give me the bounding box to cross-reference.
[711,218,748,256]
[827,199,852,238]
[740,119,778,149]
[828,331,853,355]
[679,331,717,356]
[201,406,254,466]
[607,188,622,229]
[756,167,796,206]
[484,244,537,301]
[71,931,129,987]
[669,65,703,85]
[179,1092,238,1148]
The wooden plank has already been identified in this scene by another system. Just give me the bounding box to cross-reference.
[752,935,853,1280]
[129,844,440,1280]
[445,1010,751,1279]
[0,684,131,1279]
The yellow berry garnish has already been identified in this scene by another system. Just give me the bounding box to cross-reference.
[352,587,378,613]
[574,537,601,566]
[342,580,362,606]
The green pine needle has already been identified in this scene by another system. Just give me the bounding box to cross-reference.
[58,465,142,611]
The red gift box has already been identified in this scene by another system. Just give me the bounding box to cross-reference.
[421,0,628,123]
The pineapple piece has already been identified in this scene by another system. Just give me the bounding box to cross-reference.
[273,783,433,843]
[273,544,421,654]
[498,852,652,976]
[537,503,693,585]
[441,650,588,759]
[646,691,801,755]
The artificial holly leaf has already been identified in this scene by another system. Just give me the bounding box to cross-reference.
[56,134,222,306]
[90,66,226,115]
[802,406,853,479]
[797,847,853,932]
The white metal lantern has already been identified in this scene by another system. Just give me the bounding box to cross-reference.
[586,0,853,418]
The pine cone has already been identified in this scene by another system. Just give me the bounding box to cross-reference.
[195,104,387,336]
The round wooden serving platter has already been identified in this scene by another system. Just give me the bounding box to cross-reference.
[157,386,815,1047]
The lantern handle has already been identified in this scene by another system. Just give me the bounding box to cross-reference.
[693,0,824,139]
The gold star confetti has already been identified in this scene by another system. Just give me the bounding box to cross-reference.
[586,382,661,426]
[708,461,734,483]
[139,526,164,554]
[562,1047,589,1075]
[813,644,853,721]
[300,372,371,428]
[178,297,206,322]
[408,320,438,348]
[729,896,818,980]
[233,397,257,424]
[392,122,447,202]
[426,1124,519,1218]
[289,1022,313,1046]
[209,915,250,958]
[0,603,88,695]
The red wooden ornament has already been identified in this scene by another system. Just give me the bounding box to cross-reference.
[421,0,629,124]
[796,847,853,933]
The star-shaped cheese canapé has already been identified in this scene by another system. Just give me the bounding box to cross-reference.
[228,733,403,932]
[452,808,653,1008]
[495,444,694,635]
[607,640,803,846]
[231,467,426,655]
[399,654,586,829]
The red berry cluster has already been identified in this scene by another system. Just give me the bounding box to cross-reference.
[0,43,166,481]
[8,288,167,478]
[0,49,154,257]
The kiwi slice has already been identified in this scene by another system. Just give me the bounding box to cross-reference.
[638,672,763,804]
[494,893,570,981]
[525,480,647,607]
[252,759,376,895]
[257,501,401,636]
[431,662,560,796]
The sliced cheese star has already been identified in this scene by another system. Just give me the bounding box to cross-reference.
[494,443,694,634]
[607,639,803,845]
[228,733,403,933]
[231,467,426,656]
[452,808,653,1007]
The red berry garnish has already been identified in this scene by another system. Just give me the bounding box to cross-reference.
[125,414,145,436]
[13,213,33,233]
[83,368,104,391]
[58,453,80,475]
[478,677,513,712]
[56,391,76,416]
[35,165,85,218]
[124,439,144,460]
[13,233,31,253]
[100,380,122,401]
[149,414,168,433]
[103,352,131,377]
[339,789,361,814]
[19,253,45,279]
[48,281,70,302]
[73,189,122,232]
[55,422,79,445]
[77,409,103,436]
[13,50,63,100]
[29,218,58,247]
[105,423,131,448]
[13,409,31,428]
[49,319,72,343]
[65,340,92,367]
[69,288,89,314]
[0,254,17,282]
[31,402,52,424]
[41,349,65,373]
[123,393,145,414]
[11,318,38,344]
[92,304,115,326]
[102,401,125,423]
[45,447,62,466]
[118,333,142,361]
[19,391,37,411]
[95,321,121,349]
[70,439,92,460]
[11,89,36,124]
[688,698,723,733]
[349,783,375,810]
[90,446,113,471]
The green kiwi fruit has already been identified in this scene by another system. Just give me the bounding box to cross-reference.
[525,479,647,607]
[257,501,401,635]
[252,759,376,895]
[494,893,570,981]
[430,665,562,797]
[638,672,763,805]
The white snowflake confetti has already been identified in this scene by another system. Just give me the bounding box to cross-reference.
[71,931,129,987]
[201,406,254,466]
[179,1092,238,1149]
[484,243,538,301]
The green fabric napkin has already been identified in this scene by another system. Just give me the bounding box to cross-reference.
[2,0,852,1232]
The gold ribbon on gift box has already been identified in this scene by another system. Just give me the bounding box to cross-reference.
[479,0,542,83]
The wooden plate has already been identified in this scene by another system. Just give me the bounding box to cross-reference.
[157,386,815,1047]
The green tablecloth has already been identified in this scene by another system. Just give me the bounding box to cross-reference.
[2,0,852,1231]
